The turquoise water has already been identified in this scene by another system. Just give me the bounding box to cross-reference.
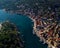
[0,10,47,48]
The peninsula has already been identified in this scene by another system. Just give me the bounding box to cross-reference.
[0,21,24,48]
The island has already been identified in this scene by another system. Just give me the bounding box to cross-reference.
[0,21,24,48]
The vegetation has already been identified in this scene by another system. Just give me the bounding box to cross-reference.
[0,21,24,48]
[0,0,60,48]
[0,0,59,20]
[0,0,60,14]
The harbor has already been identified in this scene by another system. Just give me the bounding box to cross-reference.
[0,10,47,48]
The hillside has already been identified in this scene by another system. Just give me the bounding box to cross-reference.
[0,21,24,48]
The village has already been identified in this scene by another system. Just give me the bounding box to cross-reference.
[1,0,60,48]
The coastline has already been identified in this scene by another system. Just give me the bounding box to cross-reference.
[28,16,37,34]
[0,24,2,30]
[4,10,60,48]
[0,21,24,48]
[28,16,58,48]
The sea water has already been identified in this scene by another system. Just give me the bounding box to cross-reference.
[0,10,47,48]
